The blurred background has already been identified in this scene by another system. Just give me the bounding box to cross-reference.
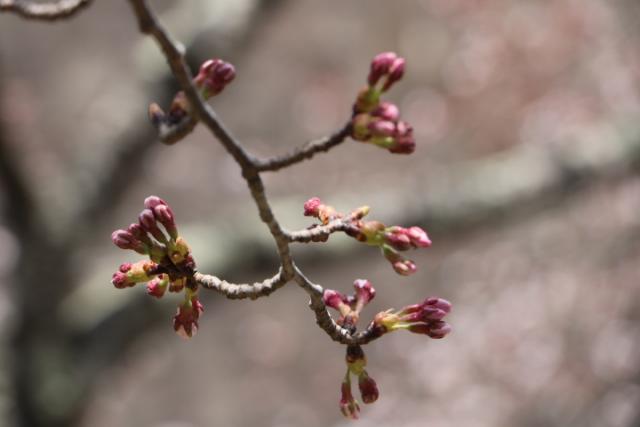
[1,0,640,426]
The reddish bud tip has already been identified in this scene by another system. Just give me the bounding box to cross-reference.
[323,289,347,311]
[368,52,398,86]
[144,195,167,210]
[153,204,178,240]
[358,372,379,404]
[303,197,323,217]
[372,102,400,121]
[339,380,360,420]
[353,279,376,307]
[173,296,205,339]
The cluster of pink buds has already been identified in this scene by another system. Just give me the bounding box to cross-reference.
[302,198,431,276]
[372,297,452,339]
[148,58,235,131]
[193,58,236,99]
[339,345,379,419]
[357,221,431,275]
[323,279,376,329]
[351,52,415,154]
[111,196,203,338]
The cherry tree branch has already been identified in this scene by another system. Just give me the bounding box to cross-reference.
[255,122,352,172]
[0,0,91,21]
[128,0,373,344]
[194,268,287,300]
[286,217,358,243]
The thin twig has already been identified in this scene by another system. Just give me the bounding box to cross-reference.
[0,0,91,21]
[127,0,256,171]
[256,122,352,172]
[194,268,288,299]
[286,218,356,243]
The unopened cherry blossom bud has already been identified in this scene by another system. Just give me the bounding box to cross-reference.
[111,260,158,288]
[111,229,146,254]
[384,227,413,251]
[144,195,167,210]
[194,58,236,99]
[138,209,168,243]
[303,197,322,217]
[408,320,452,339]
[358,371,379,404]
[407,226,431,247]
[393,259,417,276]
[153,204,178,240]
[369,118,396,137]
[382,57,405,92]
[372,102,400,121]
[353,279,375,314]
[389,121,415,154]
[127,223,153,246]
[111,271,129,289]
[146,274,169,298]
[368,52,397,86]
[339,378,360,420]
[323,289,352,318]
[173,294,204,339]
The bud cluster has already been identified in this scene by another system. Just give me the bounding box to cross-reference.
[373,297,452,339]
[323,279,376,329]
[351,52,415,154]
[111,196,203,338]
[148,58,236,132]
[303,198,431,276]
[339,345,379,419]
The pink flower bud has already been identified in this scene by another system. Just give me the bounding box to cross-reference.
[138,209,168,243]
[382,57,406,91]
[353,279,375,314]
[303,197,323,217]
[369,119,396,137]
[372,102,400,121]
[358,372,379,404]
[118,262,132,273]
[323,289,352,318]
[194,58,236,98]
[409,320,452,339]
[382,245,417,275]
[153,204,178,240]
[173,295,204,339]
[111,229,146,254]
[368,52,397,86]
[111,271,129,289]
[384,227,413,251]
[143,195,167,210]
[389,121,415,154]
[392,259,417,276]
[407,226,431,247]
[339,380,360,420]
[127,223,153,246]
[146,274,169,299]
